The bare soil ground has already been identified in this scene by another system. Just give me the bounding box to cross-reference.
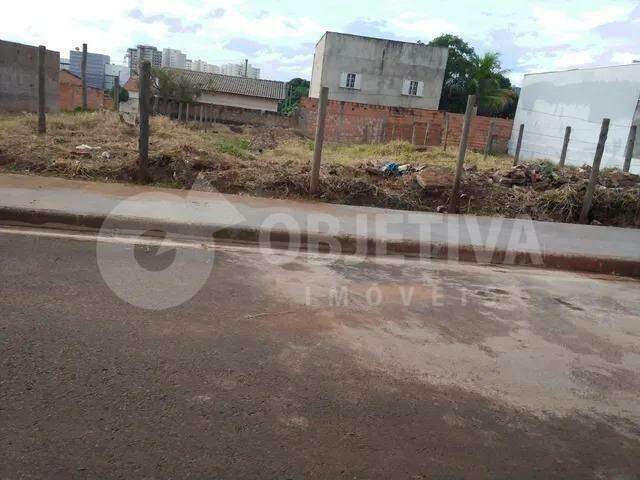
[1,111,639,227]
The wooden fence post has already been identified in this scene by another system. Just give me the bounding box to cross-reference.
[152,96,158,115]
[513,123,524,165]
[113,76,120,112]
[623,124,637,173]
[37,45,46,134]
[579,118,610,224]
[391,124,396,141]
[449,95,476,214]
[185,103,190,122]
[423,122,430,146]
[411,123,417,145]
[138,61,151,183]
[483,118,496,161]
[559,126,571,167]
[177,102,182,121]
[443,113,449,152]
[310,86,329,194]
[81,43,88,111]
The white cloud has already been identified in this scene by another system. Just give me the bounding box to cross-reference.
[611,52,640,65]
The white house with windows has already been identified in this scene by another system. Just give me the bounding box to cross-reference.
[309,32,448,110]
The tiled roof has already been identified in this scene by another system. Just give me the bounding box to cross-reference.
[166,68,286,100]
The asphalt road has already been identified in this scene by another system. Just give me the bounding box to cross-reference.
[1,227,640,479]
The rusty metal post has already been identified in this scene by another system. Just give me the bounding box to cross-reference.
[310,86,329,194]
[449,95,476,214]
[579,118,610,224]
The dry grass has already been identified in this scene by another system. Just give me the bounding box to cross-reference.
[0,111,638,228]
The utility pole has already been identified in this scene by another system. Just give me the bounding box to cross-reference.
[81,43,88,111]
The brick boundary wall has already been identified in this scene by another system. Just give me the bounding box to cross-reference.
[296,97,513,152]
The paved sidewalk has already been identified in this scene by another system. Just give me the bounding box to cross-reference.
[0,173,639,276]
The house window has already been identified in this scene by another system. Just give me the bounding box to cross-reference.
[340,72,361,89]
[402,79,424,97]
[346,73,356,89]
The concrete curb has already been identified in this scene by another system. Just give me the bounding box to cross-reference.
[1,205,639,278]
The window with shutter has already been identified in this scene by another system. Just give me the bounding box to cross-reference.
[403,79,423,97]
[340,72,360,89]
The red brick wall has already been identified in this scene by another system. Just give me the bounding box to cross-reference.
[297,97,513,152]
[58,70,112,111]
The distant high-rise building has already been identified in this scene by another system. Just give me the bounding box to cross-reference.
[69,49,110,89]
[221,61,260,79]
[190,59,220,74]
[127,45,162,74]
[162,48,187,69]
[104,64,130,92]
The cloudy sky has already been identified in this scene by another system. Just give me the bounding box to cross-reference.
[2,0,639,84]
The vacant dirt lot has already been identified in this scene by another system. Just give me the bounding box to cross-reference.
[1,111,638,227]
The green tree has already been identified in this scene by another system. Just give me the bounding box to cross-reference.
[279,78,310,115]
[428,34,518,118]
[428,34,476,113]
[152,68,202,103]
[469,52,513,115]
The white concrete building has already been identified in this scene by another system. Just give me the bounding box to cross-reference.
[162,48,187,69]
[509,64,640,173]
[190,59,220,74]
[309,32,448,109]
[221,62,260,79]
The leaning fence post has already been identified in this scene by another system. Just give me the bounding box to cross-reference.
[411,123,417,145]
[423,122,430,146]
[443,113,449,152]
[483,118,496,161]
[113,76,120,112]
[37,45,46,134]
[513,123,524,165]
[579,118,610,224]
[81,43,88,111]
[310,86,329,194]
[559,126,571,167]
[138,61,151,183]
[623,124,637,173]
[449,95,475,214]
